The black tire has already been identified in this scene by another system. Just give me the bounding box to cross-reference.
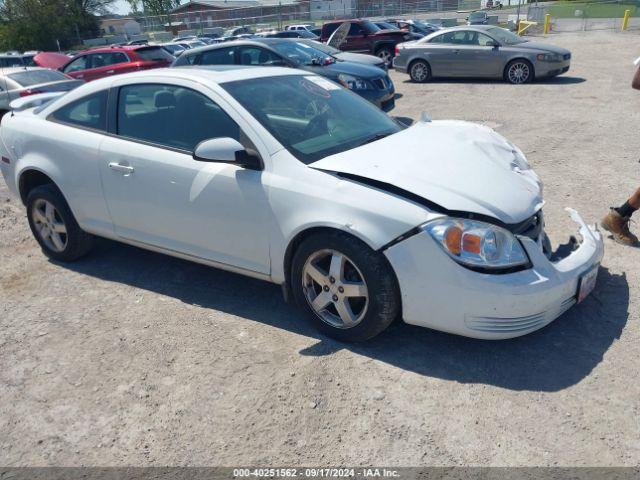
[504,59,534,84]
[409,59,431,83]
[291,231,400,342]
[26,184,93,262]
[375,46,394,67]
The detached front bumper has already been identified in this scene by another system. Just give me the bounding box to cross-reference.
[384,209,604,340]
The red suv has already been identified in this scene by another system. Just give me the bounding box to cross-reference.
[320,19,411,66]
[33,45,174,82]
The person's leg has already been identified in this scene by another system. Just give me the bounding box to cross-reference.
[601,187,640,245]
[614,188,640,218]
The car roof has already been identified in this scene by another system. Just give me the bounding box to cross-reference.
[97,66,306,88]
[433,25,496,33]
[180,37,296,55]
[78,45,149,54]
[0,66,52,76]
[323,18,362,24]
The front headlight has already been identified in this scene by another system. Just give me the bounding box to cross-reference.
[337,73,370,90]
[536,53,561,62]
[423,218,529,271]
[508,142,531,172]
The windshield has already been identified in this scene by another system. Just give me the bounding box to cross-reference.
[8,69,69,86]
[376,21,397,30]
[222,75,401,164]
[469,12,486,19]
[362,20,381,33]
[296,29,318,38]
[486,26,526,44]
[135,47,174,62]
[299,40,340,55]
[268,41,334,66]
[163,44,184,54]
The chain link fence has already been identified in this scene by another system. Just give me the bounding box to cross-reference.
[527,0,640,33]
[90,0,499,45]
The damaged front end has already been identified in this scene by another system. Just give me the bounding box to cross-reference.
[383,207,604,339]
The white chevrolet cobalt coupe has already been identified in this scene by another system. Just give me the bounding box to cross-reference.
[0,66,604,341]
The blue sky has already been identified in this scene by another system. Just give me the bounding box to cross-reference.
[112,0,132,15]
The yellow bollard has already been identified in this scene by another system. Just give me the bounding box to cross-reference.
[622,9,630,31]
[544,13,551,34]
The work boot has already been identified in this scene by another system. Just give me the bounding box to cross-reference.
[601,209,639,246]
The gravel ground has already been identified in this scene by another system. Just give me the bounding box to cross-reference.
[1,31,639,467]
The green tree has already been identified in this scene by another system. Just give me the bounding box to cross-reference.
[126,0,180,16]
[0,0,111,51]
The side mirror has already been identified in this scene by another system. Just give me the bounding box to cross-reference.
[487,40,500,48]
[193,137,262,170]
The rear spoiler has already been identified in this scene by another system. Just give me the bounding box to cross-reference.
[10,91,66,112]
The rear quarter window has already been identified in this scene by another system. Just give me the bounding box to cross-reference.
[134,47,174,62]
[8,70,69,87]
[49,90,108,132]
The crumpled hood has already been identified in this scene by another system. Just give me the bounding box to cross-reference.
[310,120,544,224]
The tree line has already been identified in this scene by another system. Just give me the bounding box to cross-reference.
[0,0,181,52]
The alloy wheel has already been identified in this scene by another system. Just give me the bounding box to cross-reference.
[508,62,530,84]
[302,249,369,329]
[32,199,67,252]
[411,62,429,82]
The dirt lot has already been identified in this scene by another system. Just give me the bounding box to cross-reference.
[1,31,639,467]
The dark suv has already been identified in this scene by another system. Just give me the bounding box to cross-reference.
[320,19,412,66]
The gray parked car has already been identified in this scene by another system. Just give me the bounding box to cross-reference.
[393,25,571,84]
[0,67,82,117]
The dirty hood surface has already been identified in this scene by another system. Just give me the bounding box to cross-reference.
[310,120,543,224]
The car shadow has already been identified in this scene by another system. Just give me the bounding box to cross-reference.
[57,239,628,393]
[400,76,586,85]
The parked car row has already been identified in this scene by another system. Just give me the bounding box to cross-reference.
[33,45,174,82]
[25,38,393,111]
[173,38,395,111]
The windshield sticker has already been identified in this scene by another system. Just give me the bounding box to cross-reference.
[303,76,341,92]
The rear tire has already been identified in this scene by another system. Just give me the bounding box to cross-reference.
[26,184,93,262]
[291,231,400,342]
[375,46,394,67]
[409,59,431,83]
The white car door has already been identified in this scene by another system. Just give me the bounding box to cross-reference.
[98,80,271,275]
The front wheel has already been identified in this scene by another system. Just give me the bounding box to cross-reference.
[505,59,533,84]
[291,231,400,342]
[409,59,431,82]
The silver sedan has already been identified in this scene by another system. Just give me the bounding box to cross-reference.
[0,67,82,116]
[393,25,571,84]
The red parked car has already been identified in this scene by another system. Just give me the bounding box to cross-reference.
[33,45,174,82]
